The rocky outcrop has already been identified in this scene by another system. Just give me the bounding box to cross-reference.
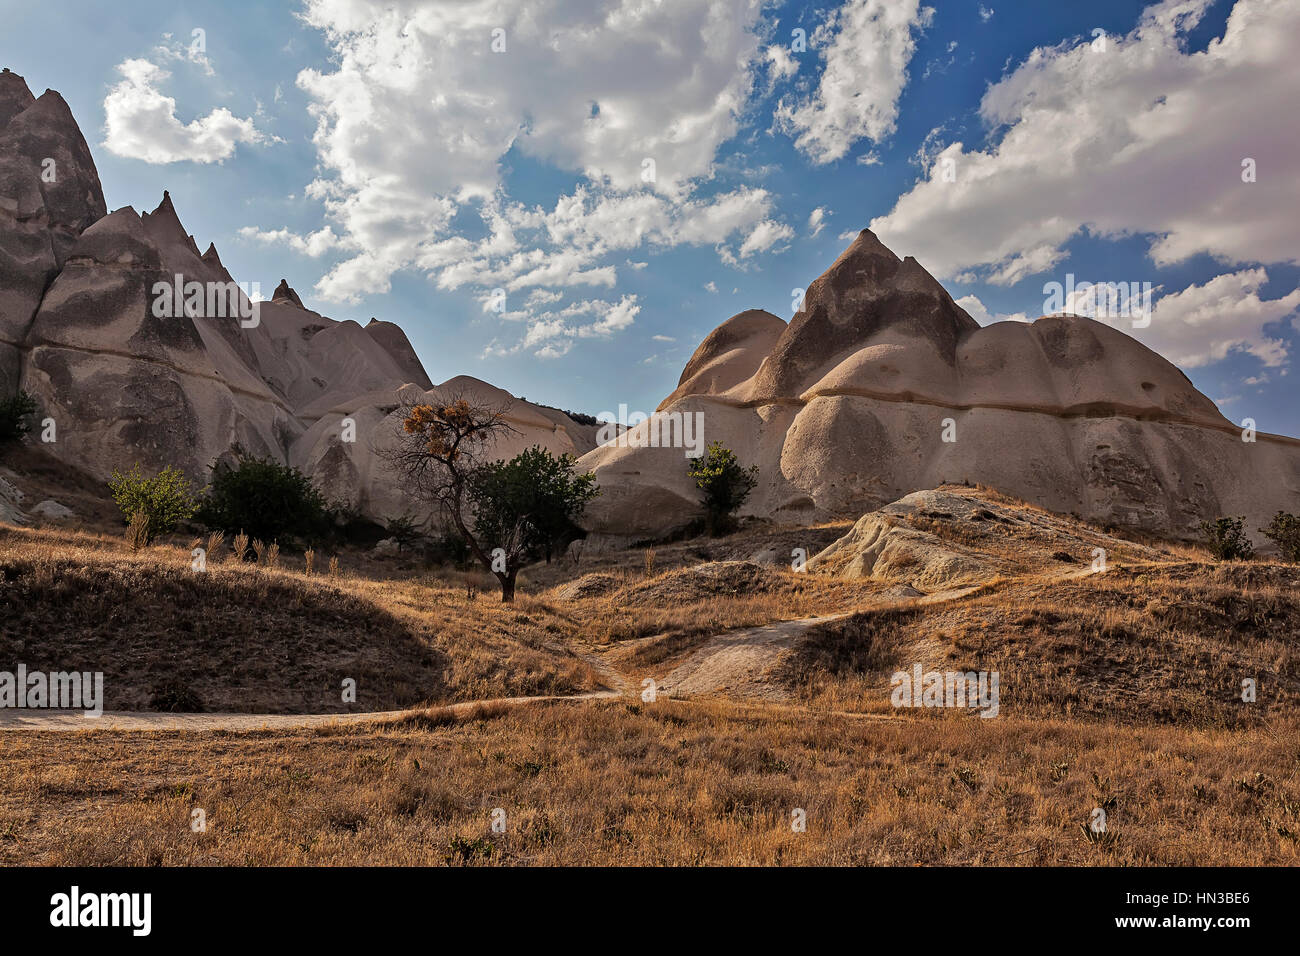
[0,69,107,396]
[578,230,1300,546]
[0,68,593,524]
[271,278,304,308]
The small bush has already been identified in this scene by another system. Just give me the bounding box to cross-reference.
[1260,512,1300,563]
[1201,516,1254,561]
[149,679,204,713]
[385,514,422,552]
[687,440,758,536]
[199,446,329,544]
[0,390,37,444]
[428,530,471,567]
[108,464,199,546]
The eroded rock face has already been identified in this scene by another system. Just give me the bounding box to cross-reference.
[0,68,596,523]
[807,486,1165,590]
[0,70,107,395]
[579,230,1300,546]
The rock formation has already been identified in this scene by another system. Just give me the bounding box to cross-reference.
[0,68,592,526]
[577,230,1300,546]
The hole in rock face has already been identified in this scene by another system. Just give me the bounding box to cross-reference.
[1141,382,1156,391]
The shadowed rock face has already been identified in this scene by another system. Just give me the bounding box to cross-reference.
[272,278,304,308]
[659,309,786,410]
[747,230,979,401]
[578,231,1300,548]
[0,70,107,395]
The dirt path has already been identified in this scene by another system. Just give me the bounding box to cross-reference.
[0,691,620,732]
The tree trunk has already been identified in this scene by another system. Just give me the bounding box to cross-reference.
[498,571,516,602]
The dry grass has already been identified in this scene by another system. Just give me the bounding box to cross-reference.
[782,563,1300,726]
[550,561,880,654]
[0,701,1295,866]
[0,481,1297,867]
[0,524,598,712]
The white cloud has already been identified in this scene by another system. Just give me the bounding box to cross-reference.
[485,295,642,357]
[103,59,264,164]
[764,44,800,85]
[871,0,1300,285]
[808,206,830,237]
[291,0,777,314]
[954,293,1030,325]
[775,0,934,163]
[1135,268,1300,369]
[238,225,344,257]
[733,218,795,261]
[704,281,719,293]
[979,5,994,22]
[154,33,215,76]
[652,334,676,343]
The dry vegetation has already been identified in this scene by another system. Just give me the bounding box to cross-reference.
[781,562,1300,726]
[1,701,1296,866]
[2,479,1297,866]
[0,524,597,712]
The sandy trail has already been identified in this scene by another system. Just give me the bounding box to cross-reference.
[0,691,620,732]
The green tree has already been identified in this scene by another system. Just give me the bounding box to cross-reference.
[384,513,423,552]
[198,446,329,545]
[0,390,38,444]
[1260,512,1300,563]
[688,440,758,536]
[1200,515,1255,561]
[467,446,599,601]
[107,464,199,545]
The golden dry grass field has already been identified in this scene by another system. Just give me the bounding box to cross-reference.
[1,485,1296,866]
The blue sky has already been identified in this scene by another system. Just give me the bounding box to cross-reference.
[8,0,1299,434]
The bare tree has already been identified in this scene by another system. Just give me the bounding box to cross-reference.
[382,389,518,595]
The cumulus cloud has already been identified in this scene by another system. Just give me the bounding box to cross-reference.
[485,295,642,358]
[954,294,1030,325]
[775,0,934,164]
[1135,269,1300,369]
[808,206,829,237]
[238,225,344,257]
[871,0,1300,285]
[287,0,785,328]
[103,59,265,164]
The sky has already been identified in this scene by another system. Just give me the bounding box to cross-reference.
[6,0,1299,435]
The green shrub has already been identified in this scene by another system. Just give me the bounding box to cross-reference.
[1200,516,1254,561]
[107,464,199,545]
[198,446,329,544]
[427,530,471,567]
[0,390,38,444]
[1260,512,1300,563]
[687,440,758,536]
[384,514,423,552]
